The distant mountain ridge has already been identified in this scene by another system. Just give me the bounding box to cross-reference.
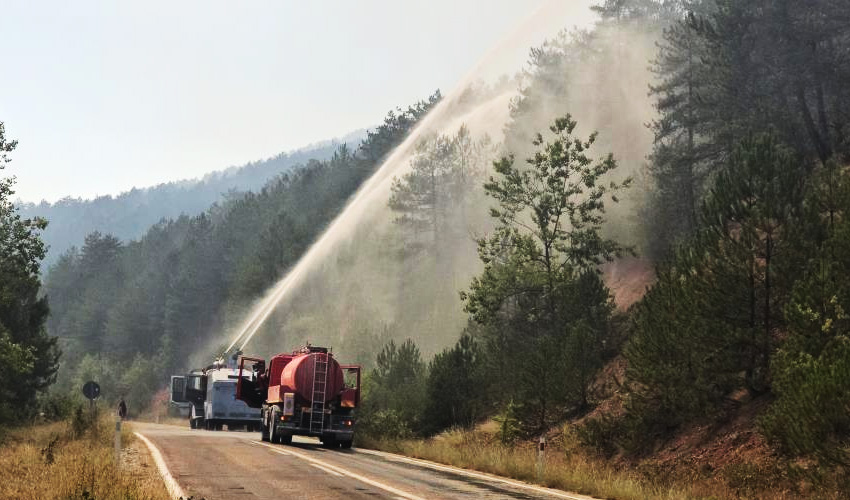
[19,128,367,266]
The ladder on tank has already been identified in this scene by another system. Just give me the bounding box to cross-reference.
[309,354,328,434]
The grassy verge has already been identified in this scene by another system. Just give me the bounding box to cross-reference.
[0,412,171,500]
[358,427,841,500]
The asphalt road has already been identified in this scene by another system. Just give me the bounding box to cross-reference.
[133,422,595,500]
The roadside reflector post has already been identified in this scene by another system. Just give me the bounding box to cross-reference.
[115,417,122,465]
[537,436,546,482]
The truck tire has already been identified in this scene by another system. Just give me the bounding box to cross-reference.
[189,406,199,430]
[260,420,270,441]
[280,434,292,445]
[339,440,353,449]
[269,407,279,443]
[321,436,337,449]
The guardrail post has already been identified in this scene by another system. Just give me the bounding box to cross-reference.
[537,435,546,482]
[115,417,122,465]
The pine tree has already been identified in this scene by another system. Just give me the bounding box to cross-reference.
[0,121,59,423]
[625,134,807,437]
[422,333,483,434]
[761,161,850,463]
[646,12,716,256]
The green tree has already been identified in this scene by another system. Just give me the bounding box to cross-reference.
[646,11,716,256]
[644,0,850,256]
[0,121,59,423]
[761,161,850,464]
[388,126,491,257]
[624,134,807,440]
[360,339,427,438]
[463,115,629,430]
[422,333,483,435]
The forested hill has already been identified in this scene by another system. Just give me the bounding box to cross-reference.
[43,93,441,413]
[17,128,366,266]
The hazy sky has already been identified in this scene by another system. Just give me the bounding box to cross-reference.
[1,1,595,202]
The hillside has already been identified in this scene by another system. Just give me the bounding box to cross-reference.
[18,128,366,266]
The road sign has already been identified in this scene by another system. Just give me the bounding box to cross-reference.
[82,381,101,401]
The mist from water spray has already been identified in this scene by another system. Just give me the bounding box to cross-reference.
[223,1,598,353]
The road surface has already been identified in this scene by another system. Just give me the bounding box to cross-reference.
[133,422,595,500]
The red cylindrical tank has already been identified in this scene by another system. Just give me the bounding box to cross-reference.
[279,352,344,403]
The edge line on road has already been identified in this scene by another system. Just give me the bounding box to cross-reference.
[251,440,425,500]
[357,447,597,500]
[310,462,344,477]
[134,431,187,500]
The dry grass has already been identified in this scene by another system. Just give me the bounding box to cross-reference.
[359,426,846,500]
[0,414,171,500]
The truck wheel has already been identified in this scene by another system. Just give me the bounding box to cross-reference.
[280,434,292,445]
[322,436,337,449]
[269,408,279,443]
[189,418,196,429]
[339,440,353,449]
[261,421,270,441]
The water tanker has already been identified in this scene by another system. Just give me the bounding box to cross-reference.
[236,345,361,448]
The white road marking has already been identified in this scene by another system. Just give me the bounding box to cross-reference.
[134,432,187,500]
[310,463,344,477]
[357,448,598,500]
[251,440,425,500]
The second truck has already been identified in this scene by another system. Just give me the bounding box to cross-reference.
[236,345,361,448]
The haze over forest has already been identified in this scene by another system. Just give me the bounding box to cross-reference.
[2,1,850,498]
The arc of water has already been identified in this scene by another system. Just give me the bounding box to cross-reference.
[226,0,597,352]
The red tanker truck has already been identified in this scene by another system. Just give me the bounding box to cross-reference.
[235,345,361,448]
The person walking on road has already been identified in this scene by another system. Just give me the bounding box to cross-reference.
[117,398,127,420]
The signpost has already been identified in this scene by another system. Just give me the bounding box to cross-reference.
[82,381,122,465]
[82,381,100,419]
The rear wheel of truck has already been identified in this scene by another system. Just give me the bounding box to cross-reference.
[339,440,352,449]
[261,420,270,441]
[322,436,337,449]
[280,434,292,445]
[269,407,280,443]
